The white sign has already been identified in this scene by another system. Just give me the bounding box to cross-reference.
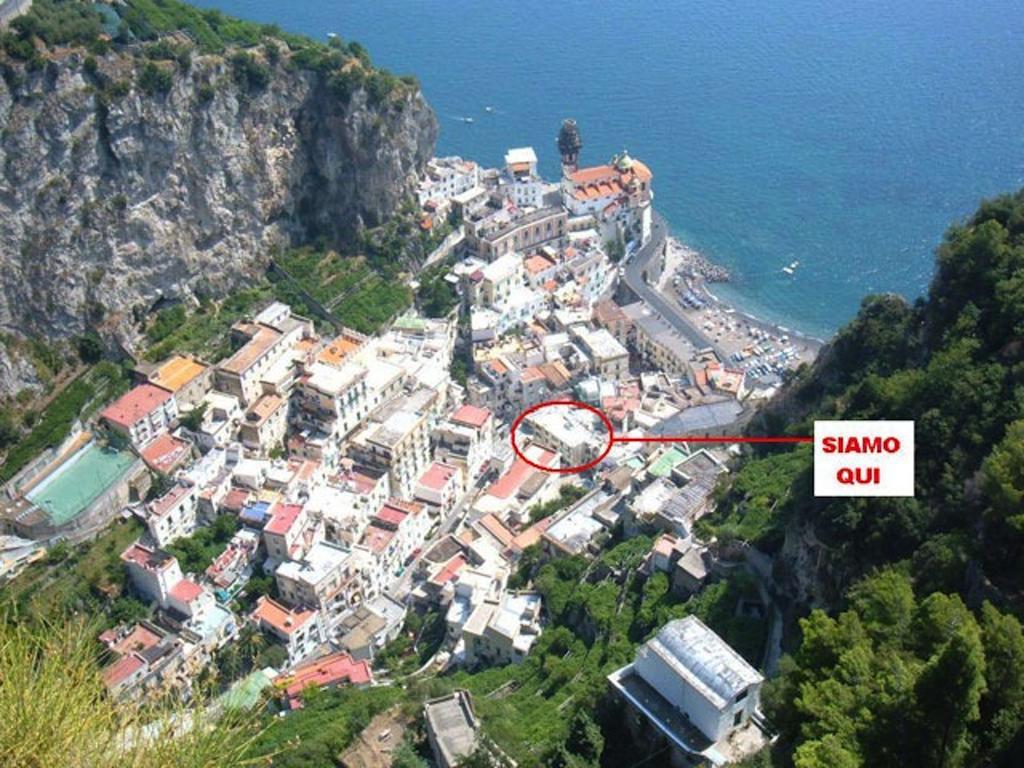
[814,420,915,497]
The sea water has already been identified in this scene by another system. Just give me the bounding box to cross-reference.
[194,0,1024,338]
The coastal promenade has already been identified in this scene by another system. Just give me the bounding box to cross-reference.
[622,211,729,361]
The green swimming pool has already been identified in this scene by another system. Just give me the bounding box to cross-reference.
[26,442,136,525]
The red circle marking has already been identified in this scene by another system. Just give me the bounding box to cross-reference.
[509,399,615,475]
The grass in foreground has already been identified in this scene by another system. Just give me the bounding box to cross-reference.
[0,617,264,768]
[1,518,143,633]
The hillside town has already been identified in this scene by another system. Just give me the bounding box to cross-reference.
[0,120,808,768]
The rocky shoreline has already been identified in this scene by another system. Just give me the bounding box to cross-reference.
[669,237,732,283]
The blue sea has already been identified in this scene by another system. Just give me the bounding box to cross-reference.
[195,0,1024,338]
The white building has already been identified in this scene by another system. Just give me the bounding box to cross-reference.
[414,461,464,519]
[216,305,311,407]
[608,616,766,766]
[503,147,544,208]
[434,404,495,486]
[418,156,481,206]
[251,595,324,664]
[462,591,543,668]
[120,542,184,605]
[100,384,179,447]
[238,393,288,455]
[293,361,370,443]
[275,541,367,630]
[143,482,199,548]
[522,406,605,467]
[575,327,630,380]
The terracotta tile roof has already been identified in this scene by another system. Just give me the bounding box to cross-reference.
[120,542,174,570]
[451,404,491,429]
[168,579,204,604]
[140,433,191,474]
[511,516,553,551]
[149,356,207,394]
[486,444,558,500]
[101,384,172,429]
[374,504,409,528]
[265,503,304,536]
[432,554,467,585]
[477,513,515,547]
[317,333,362,367]
[278,652,371,708]
[221,488,250,513]
[219,326,282,375]
[109,625,162,656]
[102,653,145,689]
[251,596,315,636]
[149,483,192,518]
[524,253,556,275]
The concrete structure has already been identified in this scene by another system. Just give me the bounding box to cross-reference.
[275,541,367,629]
[250,595,323,664]
[216,305,312,406]
[418,156,481,206]
[121,542,184,605]
[503,146,544,208]
[292,361,370,444]
[462,591,543,668]
[143,482,198,547]
[575,327,630,380]
[424,690,480,768]
[608,616,765,766]
[620,301,695,376]
[469,206,568,260]
[350,401,432,500]
[414,461,464,518]
[239,393,288,455]
[435,404,495,485]
[522,405,605,467]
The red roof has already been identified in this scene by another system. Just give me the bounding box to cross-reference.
[108,624,162,656]
[278,652,371,708]
[265,503,304,536]
[221,488,250,513]
[418,462,459,492]
[451,404,491,429]
[140,433,191,474]
[102,653,145,689]
[168,579,204,604]
[477,513,515,547]
[120,542,174,571]
[433,554,467,585]
[149,483,192,518]
[251,596,315,636]
[486,444,557,499]
[101,384,172,429]
[373,502,408,529]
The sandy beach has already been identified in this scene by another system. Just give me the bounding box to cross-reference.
[658,237,824,384]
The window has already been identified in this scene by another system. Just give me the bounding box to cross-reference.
[733,711,743,727]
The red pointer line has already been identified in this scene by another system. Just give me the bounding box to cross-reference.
[612,435,813,444]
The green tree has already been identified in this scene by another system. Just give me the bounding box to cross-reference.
[912,627,986,768]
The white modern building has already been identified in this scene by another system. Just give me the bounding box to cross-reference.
[608,616,766,766]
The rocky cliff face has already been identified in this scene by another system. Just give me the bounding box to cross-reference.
[0,46,437,352]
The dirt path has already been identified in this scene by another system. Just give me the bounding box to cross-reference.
[338,706,410,768]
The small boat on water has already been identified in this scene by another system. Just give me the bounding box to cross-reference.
[782,259,800,275]
[462,116,474,124]
[484,106,494,113]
